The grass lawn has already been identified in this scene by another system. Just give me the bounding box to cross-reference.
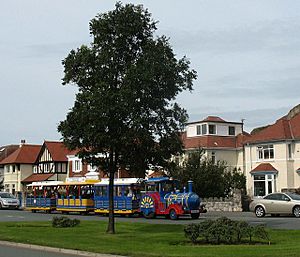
[0,220,299,257]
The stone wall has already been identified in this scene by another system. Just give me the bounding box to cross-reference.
[202,190,243,212]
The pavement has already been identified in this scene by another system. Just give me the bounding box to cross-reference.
[0,240,126,257]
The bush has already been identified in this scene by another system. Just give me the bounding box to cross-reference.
[52,216,80,228]
[184,223,200,243]
[169,149,246,198]
[184,217,270,245]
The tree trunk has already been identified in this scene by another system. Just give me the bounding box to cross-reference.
[106,149,115,234]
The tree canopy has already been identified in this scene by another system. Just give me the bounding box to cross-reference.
[169,150,246,198]
[58,2,197,233]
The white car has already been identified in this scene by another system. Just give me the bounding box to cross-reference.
[249,192,300,218]
[0,192,19,209]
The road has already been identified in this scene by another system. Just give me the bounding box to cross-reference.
[0,209,300,229]
[0,243,82,257]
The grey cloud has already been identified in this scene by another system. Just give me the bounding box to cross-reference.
[200,76,300,100]
[21,41,89,59]
[167,19,300,55]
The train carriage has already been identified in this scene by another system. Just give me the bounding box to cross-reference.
[94,178,143,215]
[56,179,99,214]
[25,181,63,213]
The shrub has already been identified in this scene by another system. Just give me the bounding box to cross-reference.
[234,220,249,243]
[184,217,270,245]
[52,216,80,228]
[254,224,270,244]
[184,223,200,243]
[198,219,214,243]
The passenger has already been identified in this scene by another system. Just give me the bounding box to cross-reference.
[127,189,133,197]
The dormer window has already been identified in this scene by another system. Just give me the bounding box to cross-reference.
[208,124,216,134]
[228,126,235,136]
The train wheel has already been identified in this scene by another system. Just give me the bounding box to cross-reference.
[191,213,200,219]
[169,209,178,220]
[31,209,36,213]
[143,211,156,219]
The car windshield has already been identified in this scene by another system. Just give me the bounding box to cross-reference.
[0,193,15,198]
[286,193,300,200]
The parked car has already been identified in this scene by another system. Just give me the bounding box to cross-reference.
[250,192,300,218]
[0,192,19,209]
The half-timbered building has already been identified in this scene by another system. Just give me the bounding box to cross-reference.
[22,141,75,184]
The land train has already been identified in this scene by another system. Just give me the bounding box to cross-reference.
[25,177,203,220]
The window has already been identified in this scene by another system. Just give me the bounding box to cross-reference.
[208,124,216,134]
[265,193,289,201]
[253,173,276,197]
[228,126,235,136]
[12,184,16,195]
[288,144,292,159]
[44,163,50,173]
[257,145,274,160]
[73,160,82,173]
[202,124,207,135]
[95,186,107,197]
[196,125,201,135]
[196,124,207,135]
[33,166,38,174]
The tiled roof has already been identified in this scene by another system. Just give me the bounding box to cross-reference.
[182,132,250,149]
[250,163,278,173]
[0,145,41,165]
[246,118,292,144]
[289,112,300,139]
[246,104,300,144]
[187,116,243,125]
[43,141,77,162]
[22,173,54,183]
[0,145,19,162]
[202,116,226,122]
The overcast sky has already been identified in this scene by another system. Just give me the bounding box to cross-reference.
[1,0,300,146]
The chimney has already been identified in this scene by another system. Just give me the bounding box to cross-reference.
[188,180,193,193]
[20,139,26,147]
[287,104,300,120]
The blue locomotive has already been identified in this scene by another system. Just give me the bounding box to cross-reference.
[140,177,203,219]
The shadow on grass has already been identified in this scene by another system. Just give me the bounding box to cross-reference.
[177,239,273,246]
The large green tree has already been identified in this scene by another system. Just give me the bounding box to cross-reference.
[169,150,246,198]
[58,2,196,233]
